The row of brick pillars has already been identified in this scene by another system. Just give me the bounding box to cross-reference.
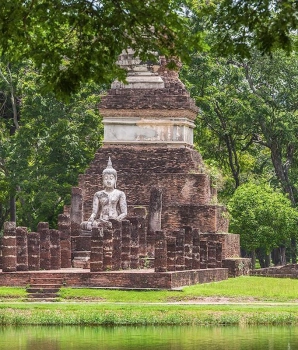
[90,218,147,272]
[155,228,223,272]
[2,215,71,272]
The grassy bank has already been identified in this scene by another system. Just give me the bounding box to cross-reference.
[0,303,298,326]
[58,276,298,302]
[0,276,298,326]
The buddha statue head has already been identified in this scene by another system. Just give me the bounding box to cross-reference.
[102,157,117,189]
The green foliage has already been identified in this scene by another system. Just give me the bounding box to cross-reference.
[202,0,298,57]
[228,182,298,253]
[0,61,103,230]
[0,0,202,98]
[182,47,298,209]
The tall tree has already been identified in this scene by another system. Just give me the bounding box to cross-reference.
[228,182,298,268]
[203,0,298,57]
[0,0,201,98]
[0,61,103,231]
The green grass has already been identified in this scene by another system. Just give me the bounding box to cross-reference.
[0,287,27,300]
[58,276,298,302]
[0,303,297,326]
[1,277,298,325]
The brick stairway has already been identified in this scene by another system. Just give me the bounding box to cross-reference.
[26,277,64,301]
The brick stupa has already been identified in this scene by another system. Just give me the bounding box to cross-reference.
[0,50,250,292]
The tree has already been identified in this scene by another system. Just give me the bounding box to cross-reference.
[181,53,262,195]
[228,182,298,268]
[0,61,103,231]
[1,1,297,98]
[0,0,201,98]
[202,0,298,57]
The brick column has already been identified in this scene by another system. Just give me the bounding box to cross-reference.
[111,220,122,270]
[121,220,131,269]
[184,226,193,270]
[90,227,103,272]
[103,226,113,271]
[129,217,140,269]
[200,237,208,269]
[147,187,162,258]
[58,214,72,268]
[166,236,176,271]
[16,226,28,271]
[192,229,200,269]
[70,187,83,237]
[133,207,147,257]
[2,222,17,272]
[207,240,217,268]
[38,222,51,270]
[50,229,61,270]
[173,229,185,271]
[154,231,167,272]
[28,232,40,270]
[216,241,223,267]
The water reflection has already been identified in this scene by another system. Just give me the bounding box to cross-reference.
[0,325,297,350]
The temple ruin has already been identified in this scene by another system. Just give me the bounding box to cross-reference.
[0,50,250,293]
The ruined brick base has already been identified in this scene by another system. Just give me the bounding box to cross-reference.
[222,258,251,278]
[0,267,228,290]
[250,264,298,279]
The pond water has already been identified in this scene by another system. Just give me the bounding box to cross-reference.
[0,325,297,350]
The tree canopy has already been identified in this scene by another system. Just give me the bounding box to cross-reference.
[0,0,201,98]
[0,60,103,230]
[202,0,298,57]
[1,1,297,98]
[228,182,298,266]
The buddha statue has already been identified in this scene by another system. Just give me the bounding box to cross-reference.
[81,157,127,230]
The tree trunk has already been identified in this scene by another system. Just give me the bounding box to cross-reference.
[272,247,286,266]
[264,253,271,268]
[251,250,256,269]
[291,238,297,264]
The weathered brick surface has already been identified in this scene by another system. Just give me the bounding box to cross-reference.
[27,232,40,271]
[167,236,176,271]
[2,222,17,272]
[121,220,131,269]
[163,205,229,233]
[16,227,28,271]
[99,66,198,114]
[250,263,298,278]
[90,227,103,272]
[154,231,167,272]
[50,229,61,270]
[112,220,122,270]
[192,229,200,269]
[38,222,51,270]
[129,217,140,269]
[223,258,251,277]
[58,214,71,268]
[0,268,228,289]
[173,229,185,271]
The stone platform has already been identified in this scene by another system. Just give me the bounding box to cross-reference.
[0,267,228,290]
